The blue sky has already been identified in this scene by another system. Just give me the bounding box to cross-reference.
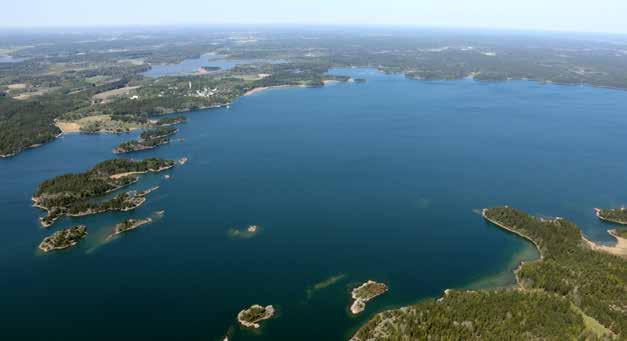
[3,0,627,34]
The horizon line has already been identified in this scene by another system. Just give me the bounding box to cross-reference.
[0,23,626,37]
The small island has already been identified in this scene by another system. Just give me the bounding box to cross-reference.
[33,158,174,227]
[154,116,187,127]
[228,225,260,239]
[39,225,87,252]
[114,137,170,154]
[237,304,275,329]
[200,66,221,72]
[113,217,153,235]
[141,126,178,140]
[113,126,178,154]
[134,186,159,197]
[595,207,627,224]
[350,280,388,314]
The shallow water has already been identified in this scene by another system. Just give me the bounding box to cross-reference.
[1,68,625,340]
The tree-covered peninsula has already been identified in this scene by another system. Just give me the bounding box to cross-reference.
[38,225,87,252]
[114,126,178,154]
[350,280,388,314]
[353,207,626,340]
[139,126,177,140]
[595,207,627,225]
[113,217,153,235]
[114,137,169,154]
[154,115,187,127]
[33,158,174,227]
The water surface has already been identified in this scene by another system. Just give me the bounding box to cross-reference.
[142,53,284,77]
[1,68,626,340]
[0,55,25,63]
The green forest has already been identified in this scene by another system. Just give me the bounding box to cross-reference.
[353,290,588,340]
[355,207,626,340]
[597,208,627,224]
[34,158,174,226]
[38,225,88,252]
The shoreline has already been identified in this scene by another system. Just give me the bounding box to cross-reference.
[588,209,627,257]
[0,132,62,159]
[482,209,544,260]
[39,240,79,252]
[582,229,627,258]
[5,69,627,160]
[374,65,627,92]
[4,78,341,159]
[481,209,547,288]
[66,196,146,218]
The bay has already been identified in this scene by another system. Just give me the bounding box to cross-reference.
[1,68,625,340]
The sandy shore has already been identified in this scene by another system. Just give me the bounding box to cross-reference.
[243,84,306,97]
[485,208,626,259]
[55,121,81,133]
[583,229,627,258]
[110,171,146,179]
[109,164,174,179]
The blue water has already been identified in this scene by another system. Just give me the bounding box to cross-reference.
[1,68,626,340]
[0,55,25,63]
[142,54,284,77]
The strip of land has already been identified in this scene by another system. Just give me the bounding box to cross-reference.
[33,158,174,227]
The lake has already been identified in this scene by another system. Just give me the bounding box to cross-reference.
[142,53,285,77]
[1,68,626,340]
[0,55,26,63]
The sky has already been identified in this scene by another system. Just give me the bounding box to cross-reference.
[3,0,627,34]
